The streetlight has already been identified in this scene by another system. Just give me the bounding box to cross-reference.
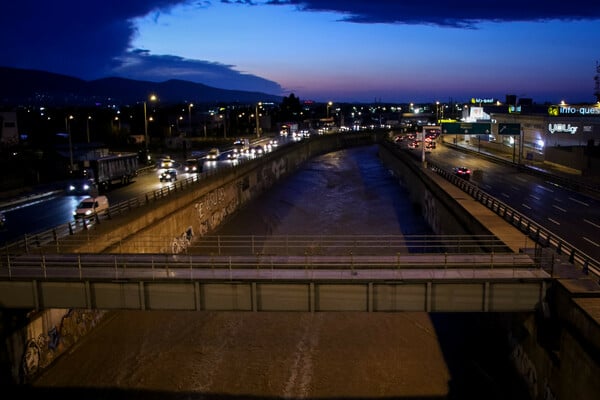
[327,101,333,118]
[65,115,74,171]
[255,102,262,138]
[86,115,91,143]
[188,103,194,135]
[143,94,157,158]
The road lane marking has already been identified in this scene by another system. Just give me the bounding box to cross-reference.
[537,185,554,193]
[521,203,531,209]
[547,218,561,225]
[501,193,509,198]
[583,237,599,247]
[529,194,541,201]
[584,219,600,229]
[569,197,589,206]
[552,205,566,212]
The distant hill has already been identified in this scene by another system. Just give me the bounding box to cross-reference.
[0,66,283,106]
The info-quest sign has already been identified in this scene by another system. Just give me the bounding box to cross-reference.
[548,105,600,117]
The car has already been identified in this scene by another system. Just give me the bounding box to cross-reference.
[206,148,220,160]
[73,195,109,219]
[250,145,264,157]
[184,158,200,173]
[158,156,174,169]
[159,168,178,182]
[453,166,471,180]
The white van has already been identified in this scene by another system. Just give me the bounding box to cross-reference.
[73,196,109,219]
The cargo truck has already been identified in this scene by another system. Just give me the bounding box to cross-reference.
[67,152,138,195]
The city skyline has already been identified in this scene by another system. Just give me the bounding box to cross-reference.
[2,1,600,104]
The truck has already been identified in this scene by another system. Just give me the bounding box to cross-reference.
[67,152,138,195]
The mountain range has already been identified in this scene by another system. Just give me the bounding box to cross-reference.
[0,66,283,107]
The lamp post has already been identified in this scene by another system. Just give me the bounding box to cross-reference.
[86,115,91,143]
[255,102,262,138]
[65,115,74,171]
[421,126,426,165]
[143,94,157,158]
[327,101,333,118]
[188,103,194,135]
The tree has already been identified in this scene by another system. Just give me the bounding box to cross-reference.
[279,93,302,122]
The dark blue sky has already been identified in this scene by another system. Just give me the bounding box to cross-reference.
[3,1,600,103]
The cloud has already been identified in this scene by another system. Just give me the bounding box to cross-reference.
[113,50,285,94]
[267,0,600,28]
[1,1,186,77]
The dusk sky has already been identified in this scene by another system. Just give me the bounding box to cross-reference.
[3,1,600,104]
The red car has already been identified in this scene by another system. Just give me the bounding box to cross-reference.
[453,167,471,180]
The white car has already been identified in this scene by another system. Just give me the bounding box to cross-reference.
[206,148,220,160]
[73,196,109,219]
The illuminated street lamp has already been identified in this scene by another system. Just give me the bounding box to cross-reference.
[327,101,333,118]
[188,103,194,135]
[65,115,74,171]
[86,115,92,143]
[143,94,157,156]
[255,102,262,137]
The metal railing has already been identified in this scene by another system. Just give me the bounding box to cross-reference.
[0,250,546,282]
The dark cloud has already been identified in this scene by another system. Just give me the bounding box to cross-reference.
[269,0,600,28]
[0,1,283,93]
[1,1,184,78]
[113,50,284,94]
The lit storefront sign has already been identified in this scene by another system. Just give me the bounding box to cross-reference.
[470,97,495,104]
[548,105,600,116]
[548,123,578,134]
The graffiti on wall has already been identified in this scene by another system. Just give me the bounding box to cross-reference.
[19,309,106,382]
[510,341,538,399]
[171,226,194,254]
[192,185,238,239]
[422,190,441,234]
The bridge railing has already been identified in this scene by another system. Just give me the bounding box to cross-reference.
[6,233,527,257]
[0,250,547,282]
[186,234,519,256]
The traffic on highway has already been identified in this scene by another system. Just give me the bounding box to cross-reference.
[0,134,289,246]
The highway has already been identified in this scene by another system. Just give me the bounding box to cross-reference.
[0,136,287,246]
